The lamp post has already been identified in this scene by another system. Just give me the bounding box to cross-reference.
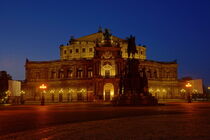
[207,87,210,101]
[5,90,11,104]
[20,90,25,104]
[185,82,192,103]
[39,84,47,105]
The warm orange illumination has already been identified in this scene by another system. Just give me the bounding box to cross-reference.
[20,90,25,94]
[59,88,64,93]
[192,89,198,93]
[208,87,210,90]
[39,84,47,89]
[162,89,166,93]
[185,82,192,88]
[149,88,154,93]
[180,89,186,93]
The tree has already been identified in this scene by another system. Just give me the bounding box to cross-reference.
[0,71,12,102]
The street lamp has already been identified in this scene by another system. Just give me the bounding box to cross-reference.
[4,90,11,104]
[39,84,47,105]
[20,90,25,104]
[185,82,192,103]
[208,87,210,100]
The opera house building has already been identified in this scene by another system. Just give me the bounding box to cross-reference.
[23,28,179,103]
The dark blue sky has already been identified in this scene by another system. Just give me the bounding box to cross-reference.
[0,0,210,86]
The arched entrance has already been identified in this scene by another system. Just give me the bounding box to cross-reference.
[59,94,63,102]
[103,83,114,101]
[77,92,83,101]
[67,93,71,102]
[51,94,54,102]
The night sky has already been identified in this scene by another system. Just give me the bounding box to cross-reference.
[0,0,210,86]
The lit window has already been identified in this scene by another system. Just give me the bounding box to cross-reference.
[58,69,64,79]
[88,68,93,78]
[67,69,73,78]
[77,68,83,78]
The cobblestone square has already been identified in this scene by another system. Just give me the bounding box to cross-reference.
[1,102,210,139]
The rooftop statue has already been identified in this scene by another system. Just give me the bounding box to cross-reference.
[103,28,112,41]
[69,36,75,44]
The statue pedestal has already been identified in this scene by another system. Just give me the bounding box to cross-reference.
[112,93,158,106]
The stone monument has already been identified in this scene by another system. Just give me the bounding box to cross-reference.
[113,35,158,105]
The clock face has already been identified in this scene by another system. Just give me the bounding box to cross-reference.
[103,51,112,59]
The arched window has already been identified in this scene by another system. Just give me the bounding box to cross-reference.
[51,71,56,79]
[76,49,79,53]
[58,69,64,79]
[77,68,83,78]
[64,50,67,54]
[147,70,151,78]
[154,70,157,79]
[87,67,93,78]
[67,69,73,78]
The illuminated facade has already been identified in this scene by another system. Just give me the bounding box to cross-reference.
[23,29,179,103]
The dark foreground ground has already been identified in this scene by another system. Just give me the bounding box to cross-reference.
[1,102,210,140]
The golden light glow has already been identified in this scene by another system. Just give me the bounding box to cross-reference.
[208,87,210,90]
[80,89,86,92]
[50,90,55,93]
[5,90,11,96]
[185,82,192,88]
[103,83,114,100]
[39,84,47,89]
[149,88,154,93]
[192,89,198,93]
[162,89,166,93]
[20,90,25,94]
[110,91,114,99]
[180,89,186,93]
[59,88,64,93]
[68,89,74,93]
[156,89,160,92]
[101,64,116,77]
